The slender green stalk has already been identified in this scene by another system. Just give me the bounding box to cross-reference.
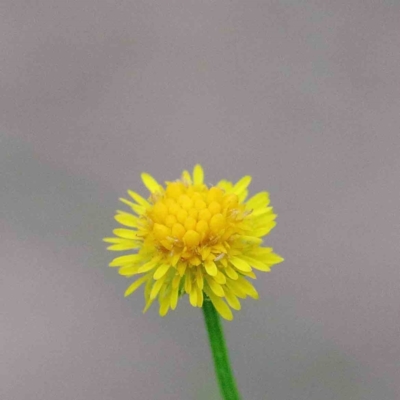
[202,299,242,400]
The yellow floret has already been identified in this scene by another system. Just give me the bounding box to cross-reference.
[153,223,170,240]
[209,213,226,233]
[183,230,201,247]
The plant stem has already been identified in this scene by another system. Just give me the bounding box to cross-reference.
[202,299,242,400]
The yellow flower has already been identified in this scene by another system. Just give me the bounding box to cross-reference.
[104,165,283,320]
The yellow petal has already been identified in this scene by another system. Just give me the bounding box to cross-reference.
[214,270,227,285]
[143,297,155,313]
[205,260,218,276]
[238,189,248,203]
[170,286,179,310]
[204,276,225,297]
[137,258,160,273]
[170,253,181,266]
[204,289,233,321]
[184,273,192,294]
[150,276,167,299]
[240,236,263,245]
[252,247,273,256]
[225,266,239,280]
[251,213,277,227]
[118,264,140,276]
[153,264,171,280]
[251,222,277,237]
[105,241,140,251]
[251,207,273,218]
[182,170,192,185]
[127,190,150,206]
[236,277,259,299]
[108,254,141,267]
[172,275,181,289]
[262,252,284,265]
[192,164,204,185]
[225,279,246,298]
[216,180,233,193]
[119,198,145,215]
[239,269,257,279]
[112,229,137,239]
[201,246,212,261]
[242,256,271,272]
[196,268,204,290]
[197,287,204,307]
[124,275,148,297]
[141,173,162,193]
[232,176,252,196]
[189,287,198,307]
[103,237,138,244]
[224,287,241,310]
[177,262,187,277]
[229,257,252,272]
[114,213,139,227]
[246,192,270,209]
[159,296,170,316]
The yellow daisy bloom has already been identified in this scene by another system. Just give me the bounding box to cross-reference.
[104,165,283,320]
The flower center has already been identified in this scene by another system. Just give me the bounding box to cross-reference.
[144,181,247,261]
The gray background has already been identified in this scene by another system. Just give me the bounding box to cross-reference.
[1,1,399,399]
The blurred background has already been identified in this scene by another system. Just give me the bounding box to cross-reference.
[1,1,399,399]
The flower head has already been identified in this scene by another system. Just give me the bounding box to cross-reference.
[104,165,283,320]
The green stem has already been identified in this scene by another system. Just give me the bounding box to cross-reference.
[202,299,242,400]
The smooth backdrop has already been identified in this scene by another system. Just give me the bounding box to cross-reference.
[1,1,399,399]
